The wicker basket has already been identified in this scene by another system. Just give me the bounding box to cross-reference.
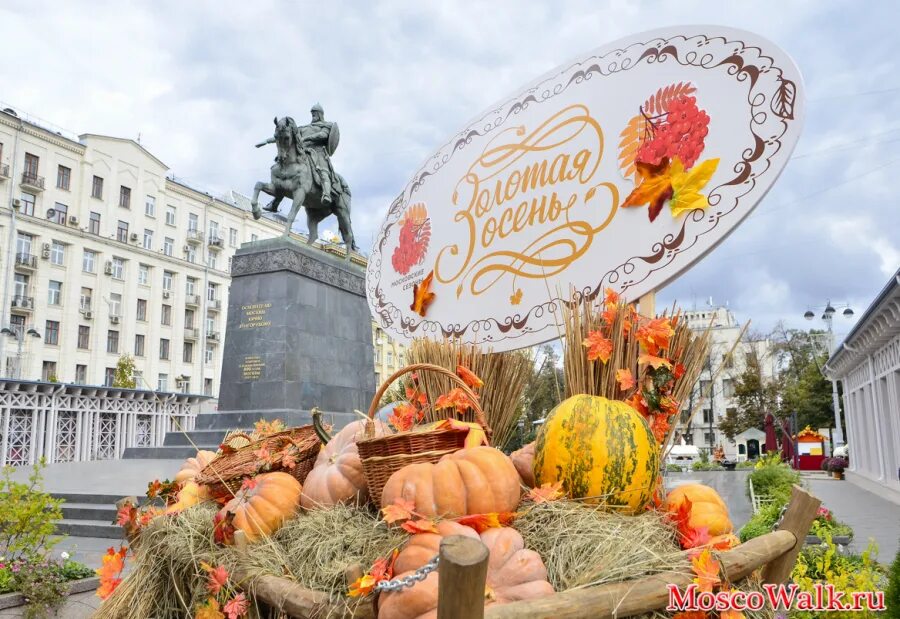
[358,363,490,505]
[196,425,320,497]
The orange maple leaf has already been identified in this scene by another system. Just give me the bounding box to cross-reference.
[410,271,436,317]
[387,403,418,432]
[456,365,484,390]
[720,597,747,619]
[672,612,707,619]
[691,549,721,593]
[622,158,674,222]
[434,387,475,414]
[348,573,377,598]
[708,534,740,551]
[583,330,613,363]
[526,482,564,504]
[638,353,673,370]
[625,392,649,416]
[635,317,675,355]
[659,396,680,417]
[196,597,226,619]
[95,546,127,600]
[454,512,517,533]
[405,385,427,406]
[615,368,636,391]
[603,288,620,308]
[673,362,686,380]
[401,518,439,534]
[381,498,416,524]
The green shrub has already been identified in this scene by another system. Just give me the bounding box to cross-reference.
[746,461,800,503]
[0,462,63,562]
[886,542,900,618]
[666,463,684,472]
[692,460,724,471]
[10,558,70,619]
[736,459,756,469]
[739,501,784,542]
[59,559,94,581]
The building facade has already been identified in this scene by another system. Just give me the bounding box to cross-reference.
[824,269,900,503]
[675,305,776,458]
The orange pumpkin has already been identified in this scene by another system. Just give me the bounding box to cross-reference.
[378,521,554,619]
[381,446,520,518]
[301,416,391,508]
[665,483,733,536]
[510,442,535,488]
[165,481,208,514]
[174,450,217,485]
[215,472,302,542]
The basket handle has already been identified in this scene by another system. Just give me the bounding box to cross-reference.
[224,431,255,444]
[367,362,490,432]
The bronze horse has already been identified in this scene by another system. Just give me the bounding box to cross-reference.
[251,117,356,257]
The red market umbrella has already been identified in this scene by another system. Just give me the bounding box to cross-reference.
[764,413,777,453]
[780,418,795,463]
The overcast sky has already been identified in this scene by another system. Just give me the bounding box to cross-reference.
[2,0,897,341]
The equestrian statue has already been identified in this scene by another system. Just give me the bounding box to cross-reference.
[251,104,358,257]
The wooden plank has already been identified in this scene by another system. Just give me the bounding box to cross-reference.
[483,530,795,619]
[438,535,490,619]
[638,291,656,318]
[235,570,375,619]
[762,484,820,585]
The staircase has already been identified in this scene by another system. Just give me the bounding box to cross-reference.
[52,492,130,539]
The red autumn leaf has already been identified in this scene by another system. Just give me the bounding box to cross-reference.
[681,525,712,550]
[659,396,680,417]
[456,365,484,390]
[526,482,565,504]
[621,158,674,222]
[146,479,163,499]
[672,612,707,619]
[205,564,230,595]
[218,443,237,456]
[583,330,613,363]
[410,271,436,317]
[213,510,236,545]
[401,519,439,534]
[381,498,416,524]
[115,503,137,527]
[434,387,475,414]
[625,392,649,416]
[404,385,427,407]
[615,368,636,391]
[673,362,686,380]
[223,593,249,619]
[454,512,517,533]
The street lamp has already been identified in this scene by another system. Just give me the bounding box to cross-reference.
[1,327,41,379]
[802,299,853,448]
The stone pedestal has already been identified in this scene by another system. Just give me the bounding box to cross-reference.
[217,238,375,418]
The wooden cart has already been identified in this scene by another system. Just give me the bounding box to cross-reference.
[233,486,819,619]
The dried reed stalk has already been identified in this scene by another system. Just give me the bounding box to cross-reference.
[406,339,532,450]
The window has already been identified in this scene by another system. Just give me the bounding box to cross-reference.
[387,350,394,366]
[13,273,29,299]
[699,379,711,396]
[704,432,716,446]
[183,342,194,363]
[107,330,119,354]
[53,203,68,225]
[161,304,172,326]
[185,246,196,263]
[186,277,196,295]
[89,211,101,234]
[722,378,735,399]
[229,227,238,247]
[82,249,96,273]
[111,257,124,279]
[204,378,213,396]
[162,271,173,290]
[80,287,92,311]
[50,240,65,265]
[138,264,149,285]
[157,374,168,392]
[133,370,143,387]
[56,165,71,190]
[702,409,713,424]
[163,237,174,256]
[724,353,734,369]
[42,361,57,382]
[45,320,60,345]
[206,314,215,333]
[145,195,156,217]
[207,282,217,301]
[185,309,195,328]
[159,338,170,360]
[208,220,220,241]
[180,377,191,394]
[165,205,176,226]
[10,314,25,338]
[118,185,131,208]
[48,280,62,305]
[188,213,199,231]
[92,175,104,199]
[143,229,153,250]
[136,299,147,321]
[227,257,232,272]
[205,343,214,364]
[16,232,33,257]
[20,192,35,216]
[104,367,116,386]
[116,220,129,242]
[77,325,90,349]
[206,253,217,270]
[23,153,39,178]
[75,364,87,384]
[109,293,122,317]
[135,334,145,357]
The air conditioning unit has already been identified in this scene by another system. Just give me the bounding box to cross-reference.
[83,310,93,320]
[41,243,50,259]
[183,245,190,252]
[110,315,120,324]
[162,291,171,299]
[129,232,139,242]
[104,261,113,275]
[68,215,79,226]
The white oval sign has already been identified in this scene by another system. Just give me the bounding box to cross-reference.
[367,26,804,351]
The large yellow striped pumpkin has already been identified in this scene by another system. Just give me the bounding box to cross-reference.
[533,395,659,513]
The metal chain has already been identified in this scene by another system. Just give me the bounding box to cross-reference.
[772,503,789,531]
[374,555,439,592]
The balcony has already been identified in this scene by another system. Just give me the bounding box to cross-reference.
[11,295,34,312]
[185,294,200,307]
[207,331,220,343]
[14,252,37,270]
[186,229,204,244]
[208,235,223,249]
[21,172,45,192]
[0,163,9,180]
[184,327,199,340]
[207,299,222,312]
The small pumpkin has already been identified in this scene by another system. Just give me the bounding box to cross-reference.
[665,483,733,536]
[378,521,554,619]
[510,442,535,488]
[165,481,208,514]
[215,472,302,543]
[533,395,659,513]
[301,412,391,508]
[381,446,520,518]
[174,450,217,485]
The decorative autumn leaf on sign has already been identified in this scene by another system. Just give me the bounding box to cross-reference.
[621,158,673,222]
[434,387,475,414]
[690,549,721,593]
[509,288,523,305]
[456,365,484,390]
[401,519,439,534]
[455,512,517,533]
[615,368,636,391]
[526,482,565,504]
[381,498,416,524]
[668,158,720,218]
[410,271,436,317]
[583,330,613,363]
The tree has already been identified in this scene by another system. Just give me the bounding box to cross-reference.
[773,327,836,432]
[718,349,780,440]
[515,345,564,444]
[113,354,137,389]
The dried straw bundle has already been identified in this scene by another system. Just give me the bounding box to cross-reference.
[406,338,532,449]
